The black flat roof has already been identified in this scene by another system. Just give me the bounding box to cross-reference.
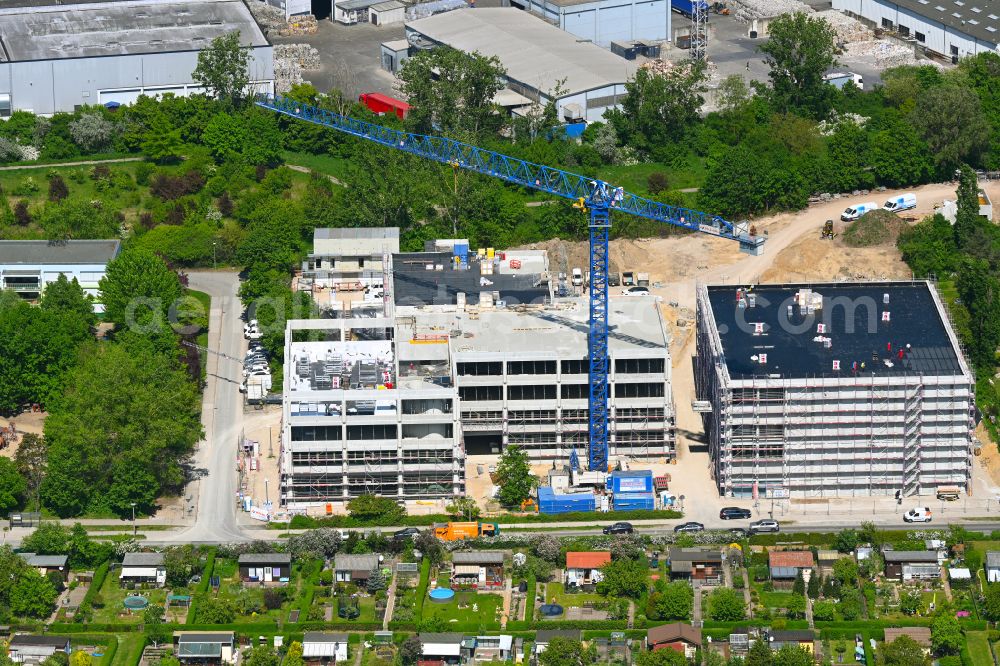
[705,282,963,379]
[392,251,548,306]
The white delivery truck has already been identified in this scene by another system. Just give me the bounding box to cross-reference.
[883,193,916,213]
[840,201,878,221]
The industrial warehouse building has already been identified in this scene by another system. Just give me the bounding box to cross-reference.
[508,0,673,48]
[695,281,974,499]
[833,0,1000,59]
[0,240,121,312]
[280,230,674,508]
[0,0,274,115]
[401,8,636,123]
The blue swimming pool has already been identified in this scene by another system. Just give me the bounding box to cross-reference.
[429,588,455,603]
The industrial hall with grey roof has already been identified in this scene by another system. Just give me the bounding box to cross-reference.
[0,0,273,115]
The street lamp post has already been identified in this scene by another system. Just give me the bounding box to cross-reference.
[264,478,269,504]
[212,242,217,269]
[130,502,137,536]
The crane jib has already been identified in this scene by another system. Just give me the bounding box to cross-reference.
[256,93,765,472]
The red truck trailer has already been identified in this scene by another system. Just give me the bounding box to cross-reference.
[359,93,410,119]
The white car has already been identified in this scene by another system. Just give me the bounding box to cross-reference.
[903,507,932,523]
[623,286,650,296]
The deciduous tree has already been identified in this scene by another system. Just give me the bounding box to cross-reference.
[760,13,838,117]
[881,635,930,666]
[930,612,963,655]
[605,62,706,158]
[912,86,990,173]
[41,342,202,516]
[495,445,535,508]
[707,587,746,621]
[99,248,183,333]
[41,274,94,326]
[597,559,647,599]
[192,31,251,107]
[399,47,506,138]
[645,581,693,620]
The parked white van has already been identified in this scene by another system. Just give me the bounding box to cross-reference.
[883,193,916,213]
[840,201,878,221]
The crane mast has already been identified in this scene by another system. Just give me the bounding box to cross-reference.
[255,93,765,472]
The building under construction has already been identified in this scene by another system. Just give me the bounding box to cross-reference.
[695,281,975,499]
[279,232,675,508]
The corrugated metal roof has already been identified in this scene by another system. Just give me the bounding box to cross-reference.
[886,0,1000,46]
[453,551,504,565]
[0,0,268,62]
[406,8,636,97]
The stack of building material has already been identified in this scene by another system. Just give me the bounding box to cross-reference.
[728,0,812,22]
[843,40,920,68]
[814,10,872,44]
[246,1,289,32]
[279,14,319,36]
[273,44,321,93]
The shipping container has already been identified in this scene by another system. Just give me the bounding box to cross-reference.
[613,492,656,511]
[359,92,411,119]
[610,40,639,60]
[609,469,654,494]
[538,486,597,514]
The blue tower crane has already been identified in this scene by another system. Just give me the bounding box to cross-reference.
[255,94,765,473]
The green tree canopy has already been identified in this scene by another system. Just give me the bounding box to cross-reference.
[760,13,837,117]
[537,637,595,666]
[930,612,963,656]
[495,444,535,507]
[41,274,95,326]
[634,648,686,666]
[399,47,506,138]
[605,62,706,158]
[99,248,183,333]
[41,342,202,516]
[707,587,746,621]
[0,300,91,414]
[597,559,647,599]
[912,85,990,173]
[347,494,405,524]
[645,581,694,621]
[192,31,251,107]
[880,635,930,666]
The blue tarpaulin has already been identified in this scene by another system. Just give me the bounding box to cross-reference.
[538,486,596,514]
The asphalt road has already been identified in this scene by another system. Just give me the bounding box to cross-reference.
[174,271,249,543]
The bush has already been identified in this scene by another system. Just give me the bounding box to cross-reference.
[150,171,206,201]
[68,114,118,153]
[262,588,285,611]
[135,162,155,186]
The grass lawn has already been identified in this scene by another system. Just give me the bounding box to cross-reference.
[422,590,503,628]
[598,155,707,193]
[283,151,350,182]
[92,574,168,625]
[336,594,378,623]
[545,582,604,608]
[966,631,993,666]
[758,590,797,610]
[111,634,147,666]
[187,289,211,383]
[828,639,859,665]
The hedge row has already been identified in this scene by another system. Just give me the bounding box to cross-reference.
[286,509,683,530]
[524,574,536,624]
